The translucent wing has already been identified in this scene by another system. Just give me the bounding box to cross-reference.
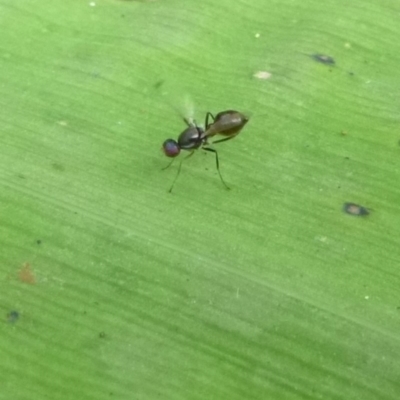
[154,80,197,128]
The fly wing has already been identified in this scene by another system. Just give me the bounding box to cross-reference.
[154,80,197,128]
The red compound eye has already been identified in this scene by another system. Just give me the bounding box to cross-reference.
[162,139,180,157]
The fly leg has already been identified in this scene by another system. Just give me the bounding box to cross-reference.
[202,146,230,190]
[167,151,195,193]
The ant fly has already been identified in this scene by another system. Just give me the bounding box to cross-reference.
[162,110,249,192]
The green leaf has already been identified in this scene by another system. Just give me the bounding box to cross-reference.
[1,1,400,399]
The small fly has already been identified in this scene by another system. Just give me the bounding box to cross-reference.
[162,110,249,192]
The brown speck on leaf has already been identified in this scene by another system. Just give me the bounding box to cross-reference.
[18,262,36,284]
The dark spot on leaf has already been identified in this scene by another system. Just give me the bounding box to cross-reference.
[7,311,19,323]
[343,203,369,216]
[311,54,335,65]
[154,80,164,89]
[52,163,65,172]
